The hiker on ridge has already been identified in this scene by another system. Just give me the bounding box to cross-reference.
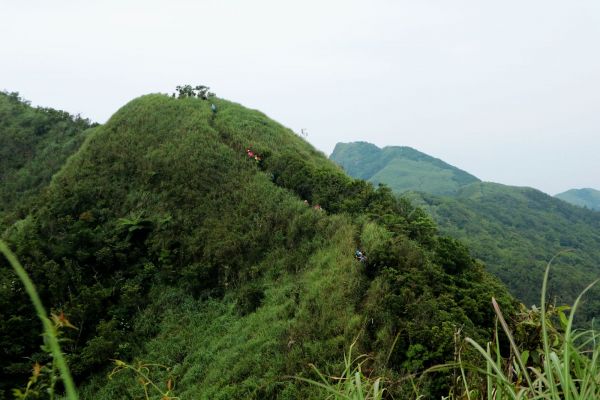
[355,249,367,263]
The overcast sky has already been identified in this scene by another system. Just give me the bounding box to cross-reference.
[2,0,599,195]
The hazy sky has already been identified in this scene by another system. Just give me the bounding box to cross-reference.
[2,0,599,195]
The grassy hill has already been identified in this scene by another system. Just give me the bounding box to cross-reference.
[0,94,513,398]
[556,188,600,211]
[330,141,480,195]
[0,92,95,230]
[331,142,600,324]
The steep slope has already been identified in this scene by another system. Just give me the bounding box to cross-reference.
[330,141,479,195]
[556,188,600,211]
[330,141,600,323]
[0,95,513,398]
[408,183,600,322]
[0,91,95,229]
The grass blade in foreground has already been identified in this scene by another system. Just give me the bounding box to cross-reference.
[0,240,78,400]
[463,252,600,400]
[295,342,386,400]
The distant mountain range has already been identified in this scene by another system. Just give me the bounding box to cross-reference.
[330,141,479,195]
[331,142,600,323]
[556,188,600,211]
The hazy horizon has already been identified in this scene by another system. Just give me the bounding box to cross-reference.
[2,0,599,195]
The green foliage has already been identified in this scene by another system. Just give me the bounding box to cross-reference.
[332,142,600,326]
[330,142,479,195]
[556,188,600,211]
[434,237,473,275]
[296,342,387,400]
[108,359,179,399]
[172,85,215,99]
[451,257,600,400]
[235,282,265,316]
[313,260,600,400]
[1,94,515,398]
[0,240,77,399]
[12,314,78,400]
[0,91,95,229]
[410,183,600,325]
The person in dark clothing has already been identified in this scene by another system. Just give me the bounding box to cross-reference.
[355,249,367,263]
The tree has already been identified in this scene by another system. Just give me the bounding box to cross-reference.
[173,85,215,99]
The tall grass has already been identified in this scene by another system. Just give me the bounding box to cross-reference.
[0,240,78,399]
[296,341,386,400]
[460,254,600,399]
[303,254,600,400]
[108,359,179,399]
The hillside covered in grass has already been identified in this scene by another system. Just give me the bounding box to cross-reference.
[0,94,515,399]
[556,188,600,211]
[330,141,480,195]
[331,142,600,324]
[0,91,95,230]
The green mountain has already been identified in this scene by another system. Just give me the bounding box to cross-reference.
[0,92,95,229]
[331,142,600,324]
[556,188,600,211]
[330,141,480,195]
[0,94,513,398]
[409,184,600,321]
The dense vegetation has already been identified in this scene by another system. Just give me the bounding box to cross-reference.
[409,184,600,324]
[0,94,514,398]
[330,142,479,195]
[314,261,600,400]
[555,188,600,211]
[331,142,600,324]
[0,92,95,230]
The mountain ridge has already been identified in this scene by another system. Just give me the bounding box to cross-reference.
[0,91,95,230]
[556,187,600,211]
[0,94,512,398]
[330,141,480,195]
[331,141,600,324]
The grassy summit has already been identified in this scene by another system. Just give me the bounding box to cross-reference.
[556,188,600,211]
[330,141,479,195]
[0,94,513,398]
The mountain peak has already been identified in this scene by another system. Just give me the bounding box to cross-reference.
[330,141,479,195]
[555,188,600,211]
[1,94,510,398]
